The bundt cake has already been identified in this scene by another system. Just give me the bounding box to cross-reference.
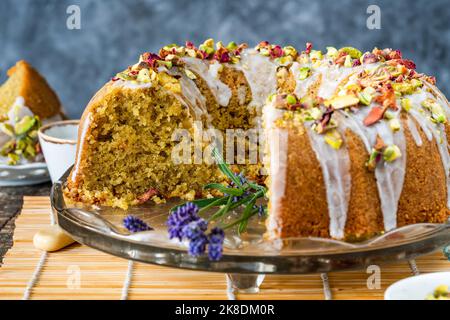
[65,40,450,240]
[0,60,63,164]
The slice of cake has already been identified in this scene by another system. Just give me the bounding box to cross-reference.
[65,40,450,241]
[0,60,63,164]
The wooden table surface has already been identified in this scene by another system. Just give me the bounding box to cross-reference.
[0,183,51,265]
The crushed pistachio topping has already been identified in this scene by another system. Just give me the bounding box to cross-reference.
[0,115,42,165]
[421,98,447,124]
[324,130,343,149]
[112,39,248,82]
[366,135,401,171]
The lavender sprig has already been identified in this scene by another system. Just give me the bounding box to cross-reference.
[123,215,153,233]
[167,149,267,261]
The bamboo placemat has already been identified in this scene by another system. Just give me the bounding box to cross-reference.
[0,196,449,300]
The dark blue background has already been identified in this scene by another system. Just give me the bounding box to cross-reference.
[1,0,449,118]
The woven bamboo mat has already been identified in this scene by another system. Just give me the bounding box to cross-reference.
[0,196,449,300]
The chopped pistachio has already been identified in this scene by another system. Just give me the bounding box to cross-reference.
[115,72,134,81]
[283,45,297,57]
[366,149,380,171]
[329,95,359,109]
[184,69,197,80]
[339,47,363,59]
[411,79,423,88]
[286,94,297,105]
[14,116,36,136]
[392,82,418,95]
[226,41,237,50]
[157,60,173,69]
[344,55,353,67]
[137,68,151,82]
[326,47,338,58]
[267,93,276,103]
[434,285,449,297]
[310,50,323,60]
[389,118,401,132]
[357,91,372,105]
[401,98,411,112]
[383,145,402,162]
[384,111,395,120]
[298,67,311,80]
[309,107,322,120]
[7,153,20,165]
[324,130,343,149]
[0,123,14,137]
[421,99,447,124]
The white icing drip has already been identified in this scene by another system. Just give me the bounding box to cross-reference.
[317,64,357,99]
[262,103,288,238]
[164,67,209,122]
[182,58,232,107]
[406,116,423,146]
[116,80,152,90]
[339,108,406,231]
[234,49,278,114]
[305,119,351,239]
[71,113,91,181]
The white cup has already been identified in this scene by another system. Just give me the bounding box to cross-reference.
[38,120,79,182]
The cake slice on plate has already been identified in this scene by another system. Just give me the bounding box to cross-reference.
[0,60,64,164]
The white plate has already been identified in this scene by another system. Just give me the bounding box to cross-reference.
[384,272,450,300]
[0,162,50,186]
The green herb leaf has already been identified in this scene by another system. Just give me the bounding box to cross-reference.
[212,148,242,187]
[203,183,244,196]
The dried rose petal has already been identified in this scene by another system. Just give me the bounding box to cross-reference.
[259,41,270,48]
[374,134,386,151]
[270,45,284,58]
[362,53,379,64]
[363,106,387,126]
[185,41,195,49]
[398,59,416,70]
[352,59,362,67]
[305,42,313,54]
[374,83,397,110]
[137,188,158,204]
[387,49,402,60]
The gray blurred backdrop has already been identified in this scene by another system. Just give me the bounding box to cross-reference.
[1,0,449,118]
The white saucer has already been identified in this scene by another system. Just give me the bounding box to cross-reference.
[0,162,50,186]
[384,271,450,300]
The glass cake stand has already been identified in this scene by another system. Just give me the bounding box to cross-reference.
[51,168,450,293]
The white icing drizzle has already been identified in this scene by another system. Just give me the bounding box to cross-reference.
[305,120,351,239]
[338,108,406,231]
[406,116,423,146]
[182,58,232,107]
[163,67,209,122]
[234,49,278,114]
[262,103,288,238]
[115,80,152,90]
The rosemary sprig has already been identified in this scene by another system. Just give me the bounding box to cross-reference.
[170,148,267,234]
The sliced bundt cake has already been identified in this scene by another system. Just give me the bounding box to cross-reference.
[0,60,63,164]
[65,40,450,240]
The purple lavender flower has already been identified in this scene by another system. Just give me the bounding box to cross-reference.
[188,234,208,257]
[123,215,153,233]
[167,202,200,241]
[208,227,225,261]
[182,219,208,240]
